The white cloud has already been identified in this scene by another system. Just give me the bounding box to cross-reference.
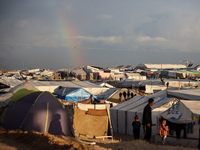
[136,36,168,42]
[77,36,122,44]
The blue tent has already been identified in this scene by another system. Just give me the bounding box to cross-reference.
[53,87,97,102]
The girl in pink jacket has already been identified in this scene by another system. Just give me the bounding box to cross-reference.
[159,120,168,144]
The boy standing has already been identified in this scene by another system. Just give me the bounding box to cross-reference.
[132,115,141,139]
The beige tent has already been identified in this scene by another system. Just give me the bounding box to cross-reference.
[73,103,112,138]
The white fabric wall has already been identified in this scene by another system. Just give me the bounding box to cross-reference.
[110,95,143,133]
[117,97,148,134]
[35,86,58,93]
[76,103,110,111]
[113,96,177,136]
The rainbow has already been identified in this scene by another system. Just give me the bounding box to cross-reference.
[53,12,85,67]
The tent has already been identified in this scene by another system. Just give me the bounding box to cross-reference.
[110,90,178,136]
[0,79,109,94]
[30,80,109,94]
[0,81,38,107]
[168,88,200,100]
[73,103,112,138]
[0,89,75,137]
[53,87,97,103]
[97,88,137,105]
[155,100,200,148]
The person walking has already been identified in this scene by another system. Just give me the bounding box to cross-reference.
[127,90,130,98]
[142,98,154,142]
[159,120,168,144]
[119,92,122,101]
[132,115,141,140]
[123,91,127,101]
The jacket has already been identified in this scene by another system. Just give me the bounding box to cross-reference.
[159,125,168,136]
[142,104,152,126]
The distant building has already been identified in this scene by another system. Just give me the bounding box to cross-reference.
[70,69,87,81]
[83,66,103,73]
[135,64,187,70]
[125,72,146,80]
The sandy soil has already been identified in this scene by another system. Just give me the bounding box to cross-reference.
[0,126,199,150]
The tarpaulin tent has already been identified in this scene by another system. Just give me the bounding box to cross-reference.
[53,87,97,103]
[73,103,112,138]
[155,100,200,148]
[0,89,74,137]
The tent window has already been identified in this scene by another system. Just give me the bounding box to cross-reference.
[78,97,85,102]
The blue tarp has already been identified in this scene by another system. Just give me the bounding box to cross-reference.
[65,88,97,102]
[53,87,97,102]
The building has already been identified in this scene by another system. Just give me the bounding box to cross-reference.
[135,64,187,70]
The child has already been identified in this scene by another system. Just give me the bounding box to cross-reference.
[132,115,141,139]
[159,120,168,144]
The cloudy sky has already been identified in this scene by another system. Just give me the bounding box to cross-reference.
[1,0,200,70]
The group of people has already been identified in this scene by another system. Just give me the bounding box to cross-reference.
[119,91,135,101]
[132,98,168,144]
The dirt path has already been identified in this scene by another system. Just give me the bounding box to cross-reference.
[0,126,199,150]
[0,138,32,150]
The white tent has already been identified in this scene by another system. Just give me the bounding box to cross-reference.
[155,100,200,148]
[95,82,115,88]
[135,63,186,70]
[168,88,200,100]
[110,90,178,136]
[0,81,38,107]
[181,100,200,115]
[30,80,109,95]
[0,78,23,88]
[0,79,109,95]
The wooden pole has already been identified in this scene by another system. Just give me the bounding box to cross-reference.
[178,81,181,90]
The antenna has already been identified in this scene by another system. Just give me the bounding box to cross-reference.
[180,60,193,67]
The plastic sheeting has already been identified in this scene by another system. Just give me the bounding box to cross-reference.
[73,107,109,137]
[76,103,110,111]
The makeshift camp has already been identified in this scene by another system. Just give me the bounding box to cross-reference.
[0,79,109,94]
[73,103,112,139]
[155,100,200,148]
[0,81,38,107]
[110,90,178,136]
[0,89,75,137]
[53,87,97,103]
[32,80,109,94]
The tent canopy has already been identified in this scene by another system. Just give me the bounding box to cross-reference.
[0,81,38,107]
[158,100,199,123]
[168,88,200,100]
[1,90,75,137]
[53,87,97,102]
